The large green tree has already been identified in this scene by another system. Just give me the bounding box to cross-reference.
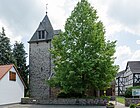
[13,41,29,96]
[0,27,14,64]
[49,0,118,96]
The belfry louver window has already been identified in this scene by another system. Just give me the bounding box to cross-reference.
[38,30,46,39]
[38,31,41,39]
[42,31,45,39]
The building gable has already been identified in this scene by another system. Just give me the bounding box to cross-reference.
[0,64,26,88]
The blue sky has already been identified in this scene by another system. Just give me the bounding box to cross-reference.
[0,0,140,71]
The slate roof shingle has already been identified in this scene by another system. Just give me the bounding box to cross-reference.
[116,70,125,78]
[29,14,54,43]
[29,14,61,43]
[127,61,140,73]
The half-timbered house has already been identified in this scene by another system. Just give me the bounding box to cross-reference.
[116,61,140,96]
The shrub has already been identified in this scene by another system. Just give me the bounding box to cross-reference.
[100,96,110,100]
[125,87,133,98]
[125,86,140,98]
[57,91,83,98]
[137,103,140,106]
[106,102,114,106]
[57,92,67,98]
[129,104,136,108]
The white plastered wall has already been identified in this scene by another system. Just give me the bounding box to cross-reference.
[0,67,24,105]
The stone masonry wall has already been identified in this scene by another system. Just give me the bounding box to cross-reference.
[21,98,108,105]
[29,41,51,99]
[125,98,140,107]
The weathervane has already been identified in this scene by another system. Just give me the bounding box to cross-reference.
[46,3,48,14]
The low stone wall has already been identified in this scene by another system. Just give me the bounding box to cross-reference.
[125,98,140,107]
[21,98,108,106]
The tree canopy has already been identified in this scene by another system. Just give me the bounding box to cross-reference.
[13,42,28,82]
[0,27,14,64]
[0,27,29,96]
[48,0,118,96]
[13,41,29,96]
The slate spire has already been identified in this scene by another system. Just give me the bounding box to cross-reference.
[29,13,54,43]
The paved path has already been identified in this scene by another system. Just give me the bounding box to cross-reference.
[115,102,129,108]
[0,102,129,108]
[0,104,105,108]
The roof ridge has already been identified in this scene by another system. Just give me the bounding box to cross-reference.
[128,61,140,62]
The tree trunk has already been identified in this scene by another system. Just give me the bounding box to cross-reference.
[82,91,85,97]
[96,90,100,97]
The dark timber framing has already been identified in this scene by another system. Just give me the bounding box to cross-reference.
[133,73,140,86]
[116,71,125,96]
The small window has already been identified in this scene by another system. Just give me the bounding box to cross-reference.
[38,30,46,39]
[9,71,16,81]
[38,31,41,39]
[42,31,45,39]
[46,31,48,37]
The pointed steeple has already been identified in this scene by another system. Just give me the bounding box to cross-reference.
[29,14,54,43]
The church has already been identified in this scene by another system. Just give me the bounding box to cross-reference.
[28,12,60,99]
[28,12,115,100]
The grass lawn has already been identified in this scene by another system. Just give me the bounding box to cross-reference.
[116,96,125,104]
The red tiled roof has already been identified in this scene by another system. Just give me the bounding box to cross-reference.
[0,64,13,80]
[0,64,27,88]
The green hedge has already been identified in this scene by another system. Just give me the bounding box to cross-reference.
[129,104,136,108]
[125,86,140,98]
[57,91,84,98]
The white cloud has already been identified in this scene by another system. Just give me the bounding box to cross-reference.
[106,0,140,36]
[115,45,132,71]
[131,50,140,60]
[0,20,22,45]
[136,40,140,45]
[108,0,140,26]
[115,42,140,69]
[1,0,140,71]
[120,50,140,70]
[115,45,131,58]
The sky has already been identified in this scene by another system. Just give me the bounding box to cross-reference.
[0,0,140,71]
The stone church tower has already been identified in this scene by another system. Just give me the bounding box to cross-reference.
[28,13,60,99]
